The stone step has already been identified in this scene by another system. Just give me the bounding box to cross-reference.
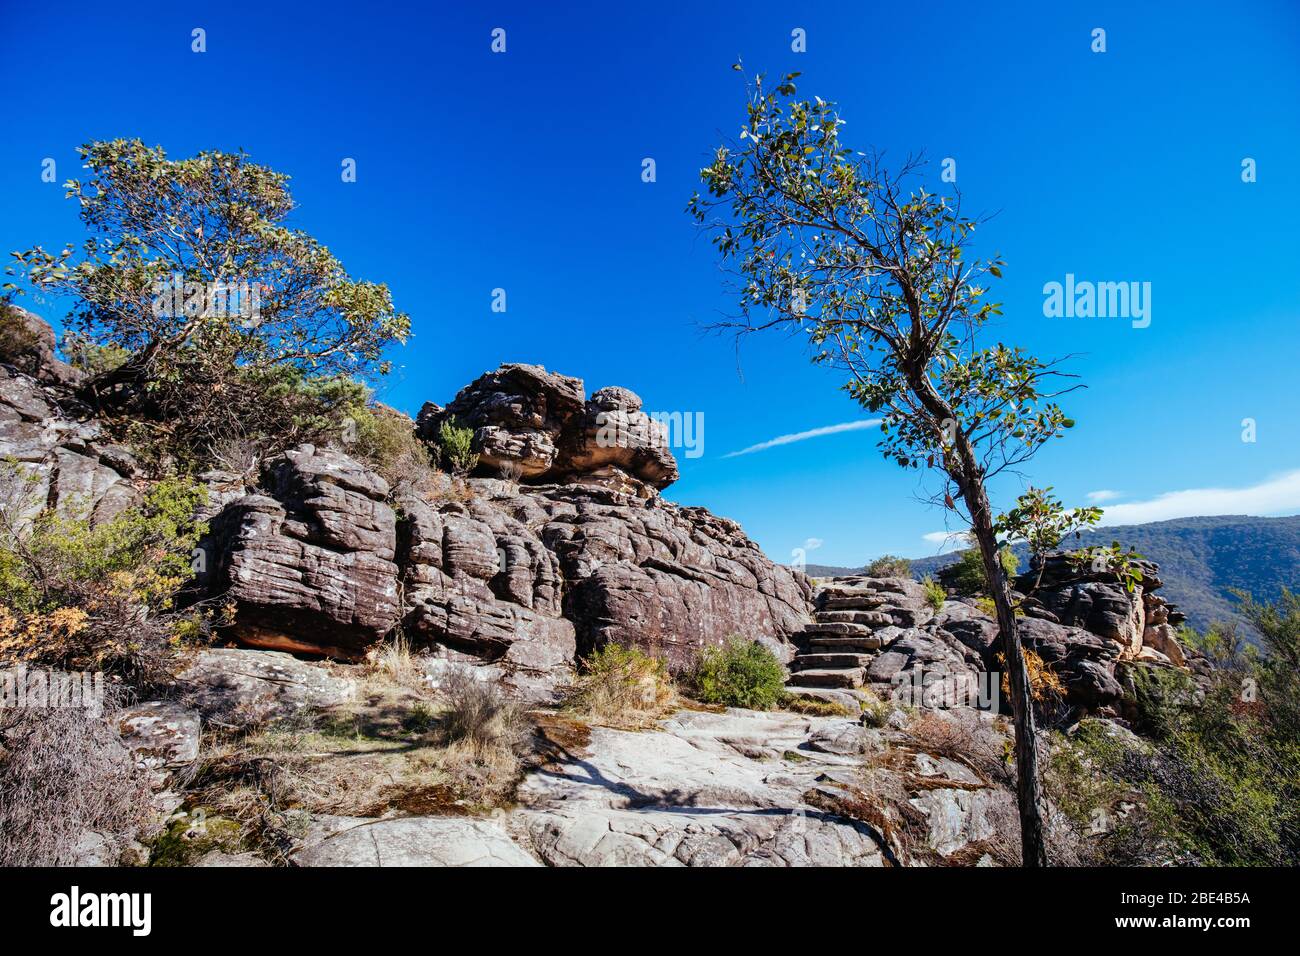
[816,609,894,625]
[808,635,885,653]
[791,652,875,670]
[782,687,866,712]
[818,595,888,612]
[786,667,865,689]
[817,586,882,599]
[804,618,891,636]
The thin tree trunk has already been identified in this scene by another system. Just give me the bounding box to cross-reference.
[965,490,1050,867]
[906,372,1050,866]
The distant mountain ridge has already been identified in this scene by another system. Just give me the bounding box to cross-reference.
[800,514,1300,637]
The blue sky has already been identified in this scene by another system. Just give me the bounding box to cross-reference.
[3,0,1298,566]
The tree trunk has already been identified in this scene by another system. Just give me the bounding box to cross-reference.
[963,477,1050,867]
[904,371,1051,866]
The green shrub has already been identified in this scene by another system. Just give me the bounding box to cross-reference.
[437,417,479,476]
[780,693,854,717]
[0,461,206,675]
[689,638,787,710]
[920,574,946,611]
[864,554,911,577]
[1043,596,1300,866]
[944,545,1019,596]
[345,402,439,497]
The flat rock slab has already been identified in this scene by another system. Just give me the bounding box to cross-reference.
[178,648,356,726]
[516,708,887,866]
[291,817,539,867]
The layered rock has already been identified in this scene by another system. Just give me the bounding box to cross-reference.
[195,446,402,659]
[179,365,809,689]
[786,554,1192,716]
[417,363,678,489]
[0,364,139,525]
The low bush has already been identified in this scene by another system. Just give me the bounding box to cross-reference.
[864,554,911,578]
[437,417,479,477]
[944,545,1019,596]
[920,575,946,611]
[0,460,206,679]
[345,402,441,499]
[688,638,787,711]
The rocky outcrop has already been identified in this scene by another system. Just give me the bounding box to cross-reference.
[195,446,403,659]
[0,363,139,525]
[291,816,539,867]
[179,366,810,686]
[177,649,357,725]
[786,554,1192,716]
[417,363,678,490]
[516,706,1016,866]
[0,304,83,387]
[115,701,201,788]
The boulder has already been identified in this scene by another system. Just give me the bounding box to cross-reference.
[0,366,138,525]
[417,364,586,480]
[517,709,889,866]
[417,364,679,490]
[1015,617,1123,707]
[0,304,83,387]
[177,648,356,725]
[115,701,201,787]
[197,445,401,658]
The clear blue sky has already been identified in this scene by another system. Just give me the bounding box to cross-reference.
[3,0,1298,566]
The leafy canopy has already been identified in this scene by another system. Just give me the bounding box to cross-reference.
[9,139,409,382]
[688,71,1082,519]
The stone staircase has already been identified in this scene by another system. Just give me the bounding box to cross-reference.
[784,575,931,706]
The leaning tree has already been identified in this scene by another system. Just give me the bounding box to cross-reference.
[689,70,1092,866]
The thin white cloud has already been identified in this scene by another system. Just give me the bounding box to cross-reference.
[1086,489,1123,503]
[922,530,961,544]
[920,470,1300,546]
[722,419,881,458]
[1095,469,1300,526]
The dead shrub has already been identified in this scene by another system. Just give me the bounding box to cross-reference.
[0,690,156,865]
[906,709,1015,788]
[562,643,677,729]
[425,667,531,807]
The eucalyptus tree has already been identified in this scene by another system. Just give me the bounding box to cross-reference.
[689,70,1091,865]
[7,139,409,466]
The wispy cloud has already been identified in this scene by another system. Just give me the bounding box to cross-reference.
[722,419,881,458]
[920,470,1300,548]
[1095,469,1300,526]
[922,530,963,545]
[1086,489,1123,503]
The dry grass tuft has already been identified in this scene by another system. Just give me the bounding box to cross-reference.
[562,643,677,730]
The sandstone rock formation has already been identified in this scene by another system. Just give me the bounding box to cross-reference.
[2,311,1190,725]
[417,363,678,489]
[195,446,403,659]
[0,364,139,525]
[178,364,810,687]
[785,557,1192,716]
[516,706,1014,866]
